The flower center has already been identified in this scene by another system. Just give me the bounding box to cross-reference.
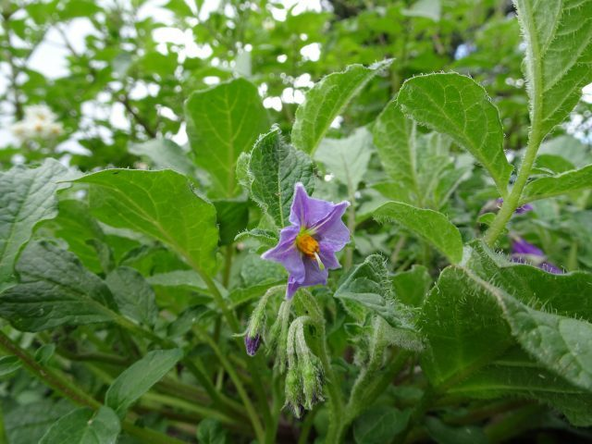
[296,233,325,270]
[296,233,319,257]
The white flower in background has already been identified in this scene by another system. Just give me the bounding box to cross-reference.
[10,104,64,142]
[24,104,57,122]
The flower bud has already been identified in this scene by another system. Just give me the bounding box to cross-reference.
[301,356,324,410]
[244,333,261,356]
[284,365,304,418]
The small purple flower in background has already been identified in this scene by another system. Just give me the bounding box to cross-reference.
[496,198,533,215]
[244,334,261,356]
[262,183,350,299]
[511,237,562,274]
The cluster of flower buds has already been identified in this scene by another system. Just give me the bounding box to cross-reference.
[243,286,286,357]
[10,105,64,142]
[284,316,324,418]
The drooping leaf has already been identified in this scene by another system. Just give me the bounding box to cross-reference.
[243,127,315,227]
[514,0,592,138]
[106,267,158,327]
[105,348,183,417]
[39,407,120,444]
[185,78,268,197]
[0,241,117,332]
[315,127,373,192]
[374,201,463,263]
[292,60,393,155]
[335,255,420,348]
[402,0,442,21]
[74,169,219,275]
[521,165,592,203]
[372,100,418,203]
[0,159,68,290]
[397,73,512,195]
[353,406,411,444]
[128,139,197,178]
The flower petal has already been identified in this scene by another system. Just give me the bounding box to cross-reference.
[319,243,341,270]
[511,238,544,257]
[289,182,335,228]
[302,257,329,287]
[313,201,350,250]
[261,225,304,279]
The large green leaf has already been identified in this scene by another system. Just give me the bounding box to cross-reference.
[353,406,410,444]
[397,73,512,195]
[106,267,158,327]
[105,348,183,417]
[241,127,315,227]
[185,78,268,197]
[39,407,120,444]
[292,60,392,155]
[372,100,418,203]
[514,0,592,138]
[521,165,592,203]
[0,241,117,332]
[74,169,219,275]
[315,127,373,192]
[373,202,463,263]
[128,139,197,178]
[3,399,75,444]
[420,266,513,388]
[450,348,592,427]
[0,159,68,290]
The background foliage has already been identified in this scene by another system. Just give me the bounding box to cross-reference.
[1,0,592,443]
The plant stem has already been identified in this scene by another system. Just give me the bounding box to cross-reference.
[194,327,266,444]
[222,244,234,288]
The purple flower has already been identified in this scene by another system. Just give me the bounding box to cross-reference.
[510,238,562,274]
[262,183,350,299]
[244,334,261,356]
[496,198,533,215]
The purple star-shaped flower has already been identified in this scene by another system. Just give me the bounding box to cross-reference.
[510,237,562,274]
[262,183,350,299]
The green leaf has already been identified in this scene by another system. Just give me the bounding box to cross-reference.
[450,348,592,427]
[335,255,419,342]
[39,407,120,444]
[403,0,442,21]
[185,78,268,198]
[420,266,512,388]
[353,406,410,444]
[397,73,512,195]
[521,165,592,203]
[292,60,393,155]
[373,202,463,263]
[315,127,373,192]
[196,419,229,444]
[74,169,219,275]
[0,241,117,332]
[514,0,592,138]
[4,399,75,444]
[105,349,183,417]
[0,355,22,376]
[243,127,315,227]
[212,199,249,246]
[106,267,158,327]
[391,265,432,307]
[0,159,68,290]
[372,100,418,203]
[147,270,207,291]
[128,139,197,178]
[47,199,107,274]
[425,417,487,444]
